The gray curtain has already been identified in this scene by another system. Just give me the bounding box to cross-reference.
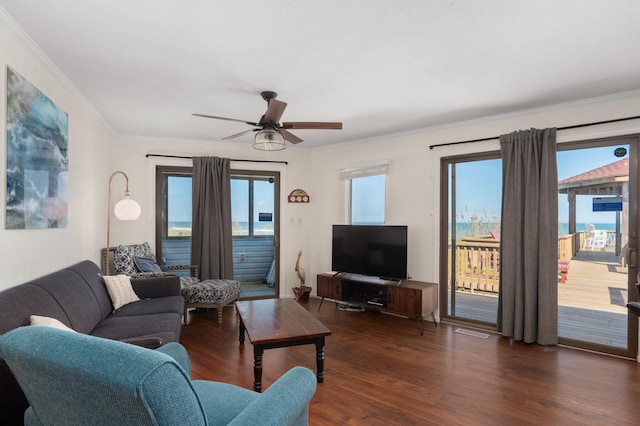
[498,128,558,345]
[191,157,234,280]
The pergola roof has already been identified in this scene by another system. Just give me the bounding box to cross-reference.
[558,158,628,195]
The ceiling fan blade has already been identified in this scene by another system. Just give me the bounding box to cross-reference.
[222,129,256,140]
[192,113,259,127]
[262,99,287,124]
[282,121,343,130]
[280,129,303,144]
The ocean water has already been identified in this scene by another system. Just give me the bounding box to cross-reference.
[172,221,615,239]
[169,221,274,235]
[451,222,616,239]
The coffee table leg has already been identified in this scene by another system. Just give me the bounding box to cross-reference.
[315,337,325,383]
[239,319,245,344]
[253,345,264,392]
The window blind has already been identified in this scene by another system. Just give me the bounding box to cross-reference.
[339,161,390,181]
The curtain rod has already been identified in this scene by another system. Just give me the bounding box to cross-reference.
[145,153,288,165]
[428,115,640,149]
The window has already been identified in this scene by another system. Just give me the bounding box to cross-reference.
[155,166,192,267]
[231,175,275,237]
[166,175,192,237]
[341,162,388,225]
[351,174,385,224]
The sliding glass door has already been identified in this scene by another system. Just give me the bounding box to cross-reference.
[440,152,502,325]
[557,136,639,357]
[440,134,639,358]
[231,170,279,299]
[155,166,281,300]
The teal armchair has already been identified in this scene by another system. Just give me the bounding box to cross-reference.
[0,327,316,425]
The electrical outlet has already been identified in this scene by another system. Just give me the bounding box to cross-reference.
[239,253,246,261]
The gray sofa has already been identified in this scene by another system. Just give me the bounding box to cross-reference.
[0,260,184,425]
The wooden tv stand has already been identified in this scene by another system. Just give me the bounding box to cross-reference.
[316,273,438,335]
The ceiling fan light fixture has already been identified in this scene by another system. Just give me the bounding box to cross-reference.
[253,128,286,151]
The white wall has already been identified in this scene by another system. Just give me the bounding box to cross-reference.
[0,13,114,289]
[308,92,640,305]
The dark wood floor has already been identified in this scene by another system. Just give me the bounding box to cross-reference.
[180,298,640,426]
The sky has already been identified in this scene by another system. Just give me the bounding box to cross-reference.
[454,144,629,225]
[168,176,192,223]
[167,176,275,223]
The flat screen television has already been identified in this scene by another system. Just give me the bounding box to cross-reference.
[331,225,408,281]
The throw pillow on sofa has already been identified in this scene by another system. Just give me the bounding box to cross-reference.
[103,275,140,310]
[30,315,76,332]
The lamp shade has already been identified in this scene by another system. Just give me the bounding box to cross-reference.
[253,128,286,151]
[113,195,141,221]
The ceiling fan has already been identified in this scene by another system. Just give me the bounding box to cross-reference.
[193,91,342,149]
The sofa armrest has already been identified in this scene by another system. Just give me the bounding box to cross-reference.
[227,367,316,426]
[155,342,191,375]
[121,336,163,349]
[130,275,180,298]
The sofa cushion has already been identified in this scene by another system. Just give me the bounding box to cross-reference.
[67,261,114,320]
[31,268,106,334]
[30,316,76,332]
[114,243,152,275]
[91,312,182,342]
[0,284,69,334]
[103,275,140,310]
[109,296,184,318]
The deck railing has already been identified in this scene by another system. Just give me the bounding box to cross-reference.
[454,237,500,293]
[452,232,603,293]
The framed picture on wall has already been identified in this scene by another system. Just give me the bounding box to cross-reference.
[5,66,69,229]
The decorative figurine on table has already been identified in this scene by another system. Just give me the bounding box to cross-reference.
[293,250,311,302]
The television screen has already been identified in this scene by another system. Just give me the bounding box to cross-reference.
[331,225,408,280]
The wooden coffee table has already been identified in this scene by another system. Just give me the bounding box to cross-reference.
[236,298,332,392]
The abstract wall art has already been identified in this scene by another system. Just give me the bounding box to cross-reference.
[6,66,69,229]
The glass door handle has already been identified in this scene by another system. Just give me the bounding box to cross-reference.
[627,246,637,268]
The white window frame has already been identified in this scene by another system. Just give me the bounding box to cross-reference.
[340,160,390,224]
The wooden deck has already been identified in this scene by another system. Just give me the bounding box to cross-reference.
[559,250,628,313]
[450,248,630,348]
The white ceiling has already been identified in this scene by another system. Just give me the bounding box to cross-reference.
[1,1,640,149]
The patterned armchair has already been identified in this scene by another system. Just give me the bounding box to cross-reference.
[101,242,199,280]
[101,243,240,325]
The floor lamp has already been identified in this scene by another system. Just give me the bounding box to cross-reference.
[106,171,142,275]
